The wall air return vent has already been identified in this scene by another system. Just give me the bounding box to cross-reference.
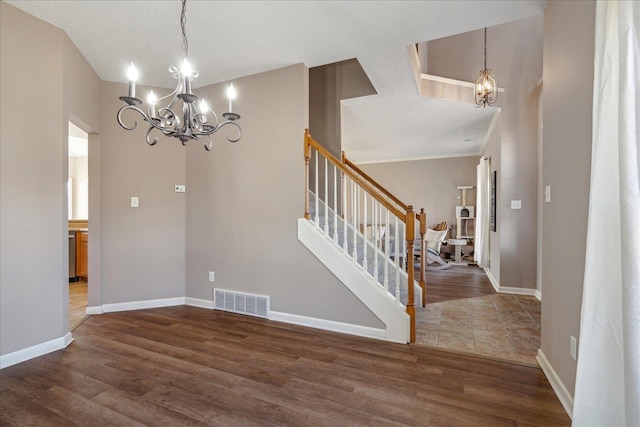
[213,288,270,319]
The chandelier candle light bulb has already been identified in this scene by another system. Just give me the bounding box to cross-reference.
[127,63,138,98]
[227,83,236,113]
[147,90,157,118]
[116,0,241,150]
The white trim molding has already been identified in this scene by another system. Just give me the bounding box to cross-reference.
[1,332,74,369]
[484,267,500,292]
[483,267,541,301]
[269,311,387,342]
[87,297,186,314]
[185,297,214,309]
[537,349,574,419]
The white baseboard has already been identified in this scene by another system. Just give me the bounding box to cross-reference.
[1,332,74,369]
[500,286,539,297]
[185,297,214,309]
[534,289,542,301]
[483,267,540,300]
[87,297,186,314]
[85,306,104,315]
[269,310,390,342]
[536,349,574,419]
[484,267,500,292]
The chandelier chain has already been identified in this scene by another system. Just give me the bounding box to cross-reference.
[181,0,188,58]
[484,28,487,70]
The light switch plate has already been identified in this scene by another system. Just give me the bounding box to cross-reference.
[545,185,551,203]
[131,196,139,208]
[175,185,186,193]
[511,200,522,209]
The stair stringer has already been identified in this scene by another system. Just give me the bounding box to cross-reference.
[298,218,410,344]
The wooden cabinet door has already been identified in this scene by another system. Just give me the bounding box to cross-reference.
[77,231,88,279]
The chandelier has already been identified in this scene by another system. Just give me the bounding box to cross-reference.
[474,28,498,108]
[117,0,241,150]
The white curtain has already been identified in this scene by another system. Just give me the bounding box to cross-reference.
[474,157,490,267]
[573,1,639,426]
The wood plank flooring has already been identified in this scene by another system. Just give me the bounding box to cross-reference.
[1,306,569,426]
[68,280,88,330]
[421,264,496,304]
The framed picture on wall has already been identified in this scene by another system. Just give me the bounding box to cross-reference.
[490,170,497,232]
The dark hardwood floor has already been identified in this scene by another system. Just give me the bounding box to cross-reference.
[420,264,496,304]
[1,306,569,426]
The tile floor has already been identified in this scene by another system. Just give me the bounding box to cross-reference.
[69,280,88,330]
[415,293,541,365]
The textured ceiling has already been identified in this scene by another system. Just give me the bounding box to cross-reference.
[7,0,546,162]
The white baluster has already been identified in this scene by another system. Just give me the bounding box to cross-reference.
[400,221,406,271]
[314,149,319,227]
[342,173,348,254]
[333,164,338,243]
[324,158,329,235]
[384,208,390,293]
[363,192,368,273]
[372,197,379,284]
[352,183,357,261]
[395,216,400,301]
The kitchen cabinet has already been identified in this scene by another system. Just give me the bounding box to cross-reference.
[76,231,88,279]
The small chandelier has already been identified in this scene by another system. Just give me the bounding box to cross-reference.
[117,0,241,150]
[474,28,497,108]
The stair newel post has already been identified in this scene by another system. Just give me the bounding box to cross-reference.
[333,165,338,243]
[304,129,311,220]
[418,208,427,307]
[405,205,416,343]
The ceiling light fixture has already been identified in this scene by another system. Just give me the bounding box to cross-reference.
[117,0,241,150]
[474,28,497,108]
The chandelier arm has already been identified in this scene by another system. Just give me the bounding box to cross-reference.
[203,134,213,151]
[213,120,242,143]
[153,85,181,108]
[117,105,143,130]
[157,107,178,128]
[145,126,160,146]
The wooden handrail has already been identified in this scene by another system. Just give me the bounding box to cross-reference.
[342,153,408,211]
[305,130,406,221]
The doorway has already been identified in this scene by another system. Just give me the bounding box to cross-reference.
[68,121,89,330]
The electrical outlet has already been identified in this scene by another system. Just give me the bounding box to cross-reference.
[175,185,186,193]
[208,271,215,283]
[570,336,577,361]
[511,200,522,209]
[131,196,139,208]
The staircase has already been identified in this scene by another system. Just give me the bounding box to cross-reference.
[298,130,427,343]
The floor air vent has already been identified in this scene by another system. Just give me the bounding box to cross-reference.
[213,288,270,318]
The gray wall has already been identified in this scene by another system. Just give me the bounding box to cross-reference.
[427,15,542,289]
[359,157,479,232]
[309,59,376,158]
[185,64,382,327]
[100,81,187,304]
[541,0,595,397]
[1,2,101,355]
